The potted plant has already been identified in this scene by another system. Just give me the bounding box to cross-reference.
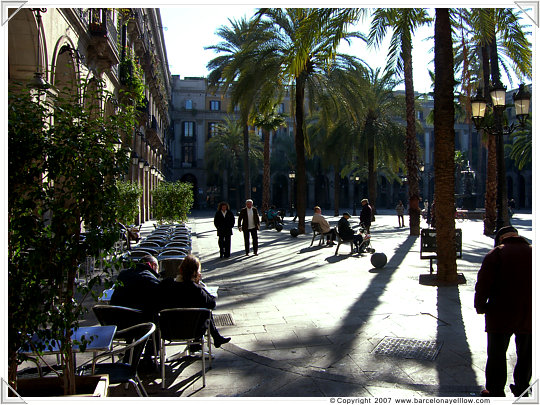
[151,181,194,224]
[8,77,137,395]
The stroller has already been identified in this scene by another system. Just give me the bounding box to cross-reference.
[356,225,375,254]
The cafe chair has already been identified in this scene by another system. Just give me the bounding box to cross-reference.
[79,322,156,397]
[92,304,157,366]
[159,257,184,279]
[310,222,325,246]
[158,308,212,389]
[138,241,162,249]
[334,229,355,255]
[158,249,188,258]
[163,241,191,250]
[129,248,159,258]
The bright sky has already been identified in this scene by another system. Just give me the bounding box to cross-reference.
[161,6,436,93]
[160,5,534,94]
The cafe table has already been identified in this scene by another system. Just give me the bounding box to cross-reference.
[20,325,117,370]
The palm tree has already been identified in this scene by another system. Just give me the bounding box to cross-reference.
[251,108,286,216]
[206,116,263,210]
[367,8,432,236]
[206,16,268,200]
[433,8,458,283]
[253,8,363,234]
[452,8,532,234]
[343,66,408,213]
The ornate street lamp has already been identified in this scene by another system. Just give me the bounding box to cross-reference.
[470,83,531,231]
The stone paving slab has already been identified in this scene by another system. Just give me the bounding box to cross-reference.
[81,210,533,398]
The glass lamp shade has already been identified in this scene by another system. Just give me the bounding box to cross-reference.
[489,82,507,108]
[138,159,145,169]
[144,162,150,172]
[513,83,531,117]
[289,171,296,179]
[471,90,487,119]
[132,153,139,165]
[150,165,156,175]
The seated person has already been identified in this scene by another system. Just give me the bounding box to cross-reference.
[266,205,283,226]
[337,212,363,250]
[110,254,161,321]
[110,254,161,367]
[311,206,337,245]
[159,254,231,349]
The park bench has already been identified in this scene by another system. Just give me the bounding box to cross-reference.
[310,222,325,246]
[420,228,463,274]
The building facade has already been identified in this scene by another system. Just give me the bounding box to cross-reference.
[169,79,532,214]
[8,7,171,224]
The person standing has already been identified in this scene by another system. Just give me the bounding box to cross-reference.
[395,200,405,227]
[474,226,532,397]
[213,201,235,258]
[237,199,260,256]
[360,198,372,233]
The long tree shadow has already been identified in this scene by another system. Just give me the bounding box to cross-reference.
[320,235,418,368]
[435,285,480,395]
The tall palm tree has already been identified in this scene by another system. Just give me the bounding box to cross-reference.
[343,66,408,212]
[433,8,458,283]
[251,108,286,216]
[206,116,263,210]
[452,8,532,234]
[367,8,432,236]
[206,16,271,200]
[253,8,363,234]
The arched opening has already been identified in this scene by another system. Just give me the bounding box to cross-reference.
[8,8,43,84]
[53,43,78,99]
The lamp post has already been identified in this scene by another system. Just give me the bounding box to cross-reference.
[349,175,360,215]
[288,171,296,217]
[470,82,531,232]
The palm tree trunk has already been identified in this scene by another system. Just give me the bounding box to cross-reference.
[367,131,377,215]
[333,166,340,216]
[262,129,271,215]
[243,124,250,200]
[481,45,496,235]
[403,35,421,236]
[295,75,307,234]
[489,40,509,229]
[434,8,458,283]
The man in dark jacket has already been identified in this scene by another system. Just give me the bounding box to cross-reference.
[474,226,532,397]
[360,198,372,233]
[237,199,260,256]
[213,201,235,258]
[110,255,161,321]
[337,212,363,250]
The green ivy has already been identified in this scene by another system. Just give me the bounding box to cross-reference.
[119,48,146,105]
[151,181,194,224]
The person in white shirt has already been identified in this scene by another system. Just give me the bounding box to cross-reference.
[311,206,337,246]
[237,199,260,256]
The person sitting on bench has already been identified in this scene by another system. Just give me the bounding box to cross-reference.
[312,206,337,246]
[337,212,363,250]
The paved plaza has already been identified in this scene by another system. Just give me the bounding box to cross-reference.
[76,209,532,398]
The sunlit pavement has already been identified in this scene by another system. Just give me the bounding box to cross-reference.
[112,209,532,398]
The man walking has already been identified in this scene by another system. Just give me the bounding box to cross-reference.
[238,199,260,256]
[474,226,532,397]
